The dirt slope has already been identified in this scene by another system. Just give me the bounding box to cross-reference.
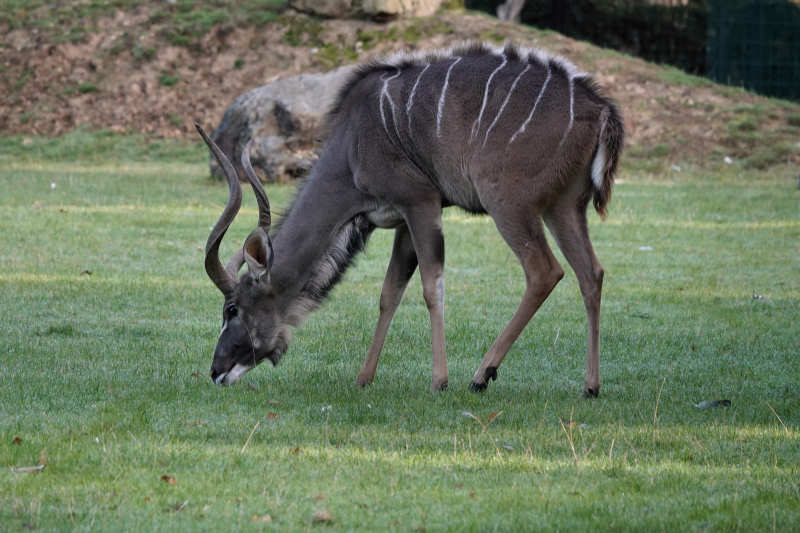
[2,5,798,170]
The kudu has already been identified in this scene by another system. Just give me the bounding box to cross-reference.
[199,43,624,395]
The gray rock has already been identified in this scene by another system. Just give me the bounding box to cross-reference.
[209,66,355,182]
[289,0,442,19]
[289,0,353,18]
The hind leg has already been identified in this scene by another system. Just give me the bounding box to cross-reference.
[544,206,604,397]
[470,214,564,391]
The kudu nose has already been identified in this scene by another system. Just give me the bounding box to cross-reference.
[210,364,229,385]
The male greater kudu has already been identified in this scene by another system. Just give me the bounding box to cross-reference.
[199,43,624,395]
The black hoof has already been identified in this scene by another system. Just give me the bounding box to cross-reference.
[469,381,487,392]
[485,366,498,382]
[582,387,599,398]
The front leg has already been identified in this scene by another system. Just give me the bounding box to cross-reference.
[403,203,448,392]
[357,224,418,387]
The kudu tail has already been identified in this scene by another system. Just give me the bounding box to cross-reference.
[590,103,625,218]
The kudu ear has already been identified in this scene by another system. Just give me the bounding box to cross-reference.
[243,227,273,282]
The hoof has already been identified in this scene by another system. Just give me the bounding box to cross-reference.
[582,386,599,398]
[469,367,497,393]
[431,381,448,392]
[356,371,374,388]
[430,375,449,392]
[469,381,487,393]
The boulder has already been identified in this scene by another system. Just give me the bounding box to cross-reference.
[362,0,442,18]
[289,0,442,19]
[289,0,353,18]
[209,65,355,182]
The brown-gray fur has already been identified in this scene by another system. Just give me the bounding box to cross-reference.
[198,42,624,395]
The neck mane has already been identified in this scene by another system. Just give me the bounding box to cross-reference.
[269,177,375,327]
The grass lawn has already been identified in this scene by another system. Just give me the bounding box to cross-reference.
[1,133,798,531]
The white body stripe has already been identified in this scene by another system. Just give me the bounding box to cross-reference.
[436,56,462,138]
[471,54,508,140]
[406,63,430,132]
[482,64,530,149]
[379,69,402,137]
[558,75,576,148]
[509,66,552,145]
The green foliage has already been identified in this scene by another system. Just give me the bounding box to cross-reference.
[479,28,507,43]
[406,16,455,41]
[0,134,798,530]
[0,0,288,48]
[161,8,229,48]
[159,72,181,87]
[132,41,156,62]
[77,82,99,94]
[742,142,795,170]
[12,70,31,91]
[314,44,359,69]
[107,31,133,56]
[281,13,325,47]
[355,27,397,50]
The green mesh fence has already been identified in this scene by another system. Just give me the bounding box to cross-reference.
[466,0,800,101]
[708,0,800,101]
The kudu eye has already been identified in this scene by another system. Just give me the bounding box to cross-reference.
[226,304,238,317]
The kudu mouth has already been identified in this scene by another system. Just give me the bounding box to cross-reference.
[196,123,274,385]
[212,364,252,386]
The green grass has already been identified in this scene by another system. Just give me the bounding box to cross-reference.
[1,135,799,531]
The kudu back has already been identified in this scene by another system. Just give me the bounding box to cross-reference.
[198,43,624,395]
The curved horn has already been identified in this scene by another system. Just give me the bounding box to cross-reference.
[240,139,271,231]
[196,123,241,296]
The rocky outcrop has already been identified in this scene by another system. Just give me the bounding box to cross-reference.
[209,66,354,182]
[289,0,442,19]
[289,0,354,18]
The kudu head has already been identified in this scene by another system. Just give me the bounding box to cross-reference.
[196,124,289,385]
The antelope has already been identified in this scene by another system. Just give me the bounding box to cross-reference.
[198,42,624,395]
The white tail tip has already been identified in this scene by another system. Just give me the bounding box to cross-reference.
[591,141,606,190]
